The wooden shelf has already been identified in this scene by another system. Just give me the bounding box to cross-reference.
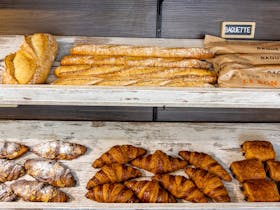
[1,85,280,108]
[0,120,280,209]
[1,35,280,109]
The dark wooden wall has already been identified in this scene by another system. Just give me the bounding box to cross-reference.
[1,0,280,122]
[0,0,279,39]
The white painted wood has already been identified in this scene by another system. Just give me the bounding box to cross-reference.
[0,120,279,209]
[0,35,280,108]
[1,85,280,108]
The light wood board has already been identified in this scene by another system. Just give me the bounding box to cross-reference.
[0,120,280,209]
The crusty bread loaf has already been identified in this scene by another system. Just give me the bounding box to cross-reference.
[70,44,214,59]
[61,55,212,69]
[2,33,58,84]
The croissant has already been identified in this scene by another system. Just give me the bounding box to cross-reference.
[31,140,87,160]
[0,159,25,182]
[92,145,147,168]
[124,180,176,203]
[86,183,139,203]
[86,163,142,189]
[130,150,187,174]
[0,183,17,201]
[0,141,29,159]
[179,151,232,181]
[11,180,69,202]
[24,159,76,187]
[152,174,208,203]
[2,33,58,84]
[185,167,230,202]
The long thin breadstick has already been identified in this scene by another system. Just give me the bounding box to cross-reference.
[70,44,214,59]
[54,66,217,83]
[54,65,125,77]
[51,76,214,87]
[61,55,212,69]
[96,67,217,83]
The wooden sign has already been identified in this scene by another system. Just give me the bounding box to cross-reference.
[221,21,256,38]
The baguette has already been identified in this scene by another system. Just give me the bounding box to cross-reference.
[52,77,214,87]
[2,33,58,84]
[54,65,124,77]
[70,44,214,59]
[61,55,212,69]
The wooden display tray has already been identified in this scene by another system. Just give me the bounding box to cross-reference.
[1,35,280,109]
[0,120,280,210]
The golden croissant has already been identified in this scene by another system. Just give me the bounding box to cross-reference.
[11,180,69,202]
[31,140,87,160]
[87,163,141,189]
[86,183,139,203]
[92,145,147,168]
[131,150,187,174]
[25,159,76,187]
[152,174,207,203]
[0,183,17,201]
[0,141,29,159]
[185,167,230,202]
[2,33,58,84]
[179,151,232,181]
[0,159,25,182]
[124,180,176,203]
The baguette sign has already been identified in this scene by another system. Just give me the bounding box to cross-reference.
[221,22,256,38]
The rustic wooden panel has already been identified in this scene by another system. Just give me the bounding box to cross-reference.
[0,0,157,37]
[157,107,280,122]
[0,120,280,209]
[162,0,280,40]
[0,106,153,121]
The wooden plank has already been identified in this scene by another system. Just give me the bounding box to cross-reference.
[162,0,280,40]
[157,107,280,122]
[1,35,280,109]
[0,120,280,209]
[0,105,153,121]
[0,0,157,37]
[1,85,280,108]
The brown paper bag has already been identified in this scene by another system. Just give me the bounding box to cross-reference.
[209,54,280,72]
[218,65,280,88]
[205,35,280,54]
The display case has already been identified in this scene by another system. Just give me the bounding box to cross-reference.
[0,1,280,209]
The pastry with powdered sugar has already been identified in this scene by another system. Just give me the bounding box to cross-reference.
[0,159,25,182]
[31,140,87,160]
[25,159,76,187]
[0,142,29,159]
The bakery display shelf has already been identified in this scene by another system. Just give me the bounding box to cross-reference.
[1,120,280,210]
[1,35,280,109]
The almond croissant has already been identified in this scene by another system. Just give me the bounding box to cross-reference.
[87,163,141,189]
[24,159,76,187]
[0,183,17,201]
[31,140,87,160]
[185,167,230,202]
[131,150,187,174]
[0,159,25,182]
[0,142,29,159]
[86,183,139,203]
[152,174,207,203]
[179,151,232,181]
[124,180,176,203]
[11,180,69,202]
[92,145,147,168]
